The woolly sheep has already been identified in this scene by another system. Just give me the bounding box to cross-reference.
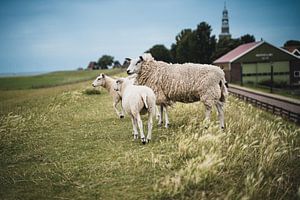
[126,53,228,129]
[92,74,125,118]
[114,77,156,144]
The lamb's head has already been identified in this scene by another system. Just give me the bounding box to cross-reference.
[92,74,106,87]
[126,53,154,75]
[113,78,125,93]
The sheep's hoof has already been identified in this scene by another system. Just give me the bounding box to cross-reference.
[133,135,138,140]
[147,139,151,143]
[141,138,146,144]
[120,115,124,119]
[165,123,170,128]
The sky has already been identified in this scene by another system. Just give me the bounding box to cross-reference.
[0,0,299,73]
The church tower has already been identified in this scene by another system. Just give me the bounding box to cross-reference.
[219,2,231,40]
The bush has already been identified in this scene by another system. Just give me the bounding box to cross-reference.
[82,88,101,95]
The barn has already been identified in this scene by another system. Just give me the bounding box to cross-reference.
[213,41,300,87]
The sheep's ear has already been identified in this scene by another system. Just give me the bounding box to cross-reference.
[139,56,144,61]
[125,58,131,61]
[102,74,105,78]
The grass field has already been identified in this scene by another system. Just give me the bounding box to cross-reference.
[0,70,299,199]
[0,68,123,90]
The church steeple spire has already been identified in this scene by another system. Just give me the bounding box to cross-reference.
[219,1,231,40]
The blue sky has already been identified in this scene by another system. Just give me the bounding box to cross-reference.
[0,0,299,73]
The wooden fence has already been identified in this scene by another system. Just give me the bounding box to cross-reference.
[229,91,300,124]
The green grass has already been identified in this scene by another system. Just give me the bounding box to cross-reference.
[0,68,123,90]
[0,71,299,199]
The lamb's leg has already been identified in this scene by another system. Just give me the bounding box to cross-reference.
[216,101,225,129]
[119,101,125,118]
[136,113,146,144]
[131,116,139,140]
[155,106,160,121]
[163,106,170,128]
[146,112,153,142]
[113,100,123,118]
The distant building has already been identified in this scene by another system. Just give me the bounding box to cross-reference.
[87,61,98,70]
[283,46,300,57]
[213,41,300,87]
[219,2,231,40]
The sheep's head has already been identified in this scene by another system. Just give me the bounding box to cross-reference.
[126,53,154,75]
[92,74,106,87]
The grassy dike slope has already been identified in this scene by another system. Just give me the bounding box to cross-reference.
[0,70,299,199]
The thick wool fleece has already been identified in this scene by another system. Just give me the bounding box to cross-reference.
[136,60,227,107]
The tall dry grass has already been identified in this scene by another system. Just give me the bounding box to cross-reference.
[0,77,299,199]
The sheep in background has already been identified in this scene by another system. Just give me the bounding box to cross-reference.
[92,74,125,118]
[114,78,156,144]
[126,53,228,129]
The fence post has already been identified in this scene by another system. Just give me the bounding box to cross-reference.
[270,62,273,93]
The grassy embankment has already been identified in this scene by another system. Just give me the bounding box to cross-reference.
[0,69,299,199]
[0,69,123,90]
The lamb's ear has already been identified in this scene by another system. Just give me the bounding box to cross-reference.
[102,74,105,78]
[116,79,123,84]
[125,58,131,62]
[139,56,144,61]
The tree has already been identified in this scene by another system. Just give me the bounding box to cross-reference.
[98,55,114,69]
[284,40,300,47]
[240,34,255,44]
[146,44,172,62]
[170,43,177,63]
[113,60,121,68]
[174,29,193,63]
[193,22,216,63]
[172,22,216,64]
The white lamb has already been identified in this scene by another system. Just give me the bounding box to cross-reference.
[92,74,125,118]
[126,53,228,129]
[114,78,156,144]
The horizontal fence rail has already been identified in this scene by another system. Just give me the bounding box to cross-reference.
[229,90,300,124]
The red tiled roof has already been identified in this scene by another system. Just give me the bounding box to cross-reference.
[213,41,262,64]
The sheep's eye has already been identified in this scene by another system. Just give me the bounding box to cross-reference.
[136,60,141,65]
[97,78,101,81]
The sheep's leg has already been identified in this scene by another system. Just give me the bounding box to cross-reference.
[158,105,164,126]
[216,101,225,129]
[204,104,212,128]
[131,116,139,140]
[136,114,146,144]
[146,112,153,142]
[163,106,170,128]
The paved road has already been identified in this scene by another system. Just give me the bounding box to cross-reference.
[228,85,300,116]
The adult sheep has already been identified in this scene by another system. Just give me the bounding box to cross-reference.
[126,53,228,129]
